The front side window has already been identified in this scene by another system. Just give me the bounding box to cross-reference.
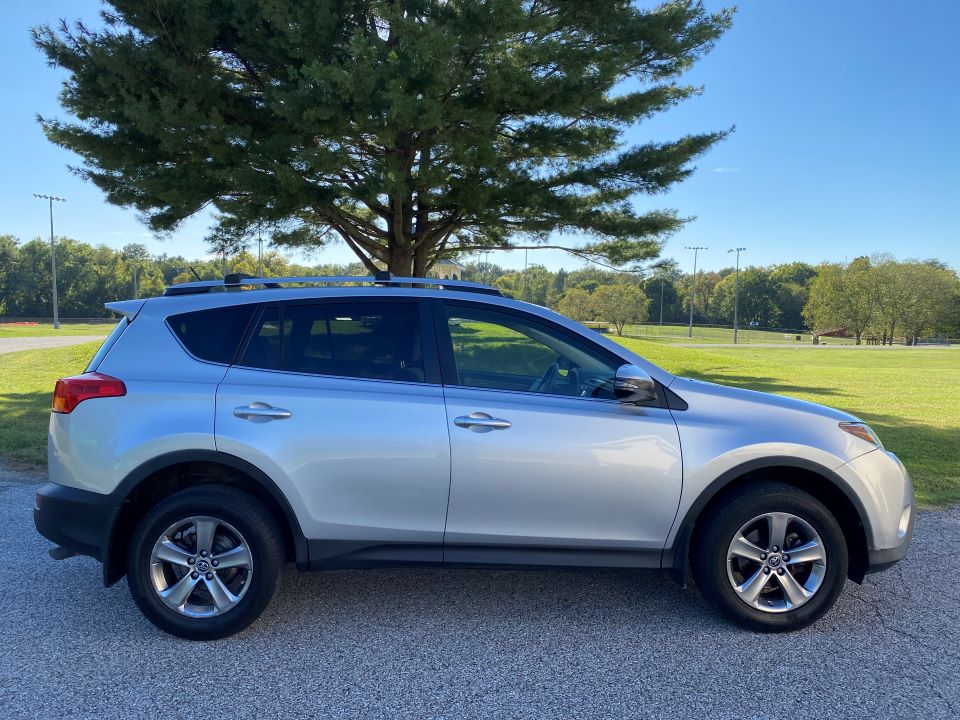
[240,302,425,383]
[444,305,619,399]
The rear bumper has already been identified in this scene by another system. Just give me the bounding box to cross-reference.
[33,482,116,563]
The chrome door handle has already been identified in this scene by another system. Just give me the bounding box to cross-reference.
[454,412,512,432]
[233,403,293,421]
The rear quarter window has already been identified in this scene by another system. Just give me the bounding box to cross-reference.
[167,305,256,364]
[84,317,129,372]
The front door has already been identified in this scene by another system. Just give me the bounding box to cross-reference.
[437,302,683,567]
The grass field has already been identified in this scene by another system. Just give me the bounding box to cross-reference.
[0,323,114,338]
[0,337,956,506]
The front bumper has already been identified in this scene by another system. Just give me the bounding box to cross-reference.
[33,482,116,563]
[866,494,915,574]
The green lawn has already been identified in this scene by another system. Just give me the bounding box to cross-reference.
[0,337,956,507]
[0,341,101,466]
[0,323,114,338]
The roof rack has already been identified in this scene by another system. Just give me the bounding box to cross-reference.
[162,271,503,297]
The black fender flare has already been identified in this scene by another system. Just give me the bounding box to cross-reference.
[102,449,309,585]
[661,456,873,585]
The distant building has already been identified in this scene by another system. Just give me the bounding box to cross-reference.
[430,259,466,281]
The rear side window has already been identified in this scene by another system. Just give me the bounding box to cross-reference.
[167,305,256,364]
[84,317,129,372]
[240,302,424,383]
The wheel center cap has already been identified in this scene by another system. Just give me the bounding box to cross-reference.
[196,559,210,573]
[767,554,782,567]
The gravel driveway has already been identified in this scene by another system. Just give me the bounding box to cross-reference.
[1,471,957,719]
[0,336,105,355]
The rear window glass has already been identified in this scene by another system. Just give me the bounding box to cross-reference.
[167,305,256,364]
[84,317,129,372]
[240,302,424,382]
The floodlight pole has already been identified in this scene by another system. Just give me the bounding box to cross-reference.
[659,283,664,326]
[728,247,747,344]
[33,194,65,330]
[257,223,264,278]
[685,246,707,338]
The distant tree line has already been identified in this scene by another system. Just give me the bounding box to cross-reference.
[1,234,957,343]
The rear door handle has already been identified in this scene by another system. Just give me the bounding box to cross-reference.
[233,402,293,421]
[454,411,512,432]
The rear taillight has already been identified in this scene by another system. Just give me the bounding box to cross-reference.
[51,373,126,414]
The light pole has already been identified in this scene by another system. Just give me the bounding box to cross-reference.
[684,246,707,338]
[659,282,665,327]
[33,194,65,329]
[257,223,264,278]
[728,247,747,344]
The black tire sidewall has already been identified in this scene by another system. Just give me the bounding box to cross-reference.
[126,486,283,640]
[693,483,849,632]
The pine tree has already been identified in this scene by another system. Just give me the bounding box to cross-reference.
[36,1,732,275]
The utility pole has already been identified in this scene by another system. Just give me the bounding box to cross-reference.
[33,194,65,330]
[257,223,264,278]
[684,246,707,338]
[728,247,747,343]
[659,282,665,326]
[522,248,529,301]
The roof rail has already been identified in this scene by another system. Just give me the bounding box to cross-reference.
[162,272,502,297]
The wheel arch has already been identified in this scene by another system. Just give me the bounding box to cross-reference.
[102,450,309,586]
[663,457,871,587]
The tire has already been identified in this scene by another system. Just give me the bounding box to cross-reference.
[691,481,848,632]
[127,485,284,640]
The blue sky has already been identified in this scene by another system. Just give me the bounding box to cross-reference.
[1,1,957,273]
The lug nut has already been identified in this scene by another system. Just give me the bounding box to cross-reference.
[211,560,219,567]
[191,571,199,579]
[760,553,767,560]
[763,567,771,575]
[777,568,785,575]
[200,550,208,558]
[782,554,790,562]
[187,557,195,565]
[772,546,779,553]
[205,572,214,580]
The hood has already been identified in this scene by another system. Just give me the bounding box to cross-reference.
[669,375,860,423]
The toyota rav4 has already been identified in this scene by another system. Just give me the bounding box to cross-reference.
[34,274,914,639]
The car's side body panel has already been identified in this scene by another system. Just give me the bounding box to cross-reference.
[442,385,682,564]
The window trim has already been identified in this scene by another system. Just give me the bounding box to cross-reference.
[432,298,670,408]
[233,296,441,385]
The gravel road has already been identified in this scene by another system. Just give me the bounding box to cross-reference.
[1,471,957,720]
[0,336,105,355]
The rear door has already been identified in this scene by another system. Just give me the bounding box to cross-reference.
[215,297,451,565]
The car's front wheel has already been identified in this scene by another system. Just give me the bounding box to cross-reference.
[127,485,284,640]
[692,481,848,632]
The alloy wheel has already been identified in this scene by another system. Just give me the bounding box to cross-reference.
[149,515,253,618]
[725,511,827,613]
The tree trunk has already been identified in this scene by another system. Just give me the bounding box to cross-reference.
[855,330,862,345]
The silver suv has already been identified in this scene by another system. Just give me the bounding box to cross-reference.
[35,274,914,639]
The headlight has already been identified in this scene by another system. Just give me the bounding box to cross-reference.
[839,422,884,449]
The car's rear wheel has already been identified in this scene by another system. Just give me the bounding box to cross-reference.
[692,481,848,632]
[127,485,283,640]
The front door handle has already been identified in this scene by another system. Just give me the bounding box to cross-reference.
[234,402,293,421]
[454,411,512,432]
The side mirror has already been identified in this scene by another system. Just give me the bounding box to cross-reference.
[614,364,657,403]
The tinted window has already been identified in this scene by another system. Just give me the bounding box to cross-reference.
[167,305,255,364]
[241,302,425,383]
[445,306,619,398]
